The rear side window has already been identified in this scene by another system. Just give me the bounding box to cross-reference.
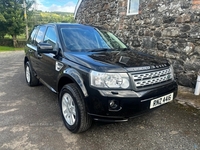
[35,26,46,45]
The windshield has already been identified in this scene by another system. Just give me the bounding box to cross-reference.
[60,26,127,52]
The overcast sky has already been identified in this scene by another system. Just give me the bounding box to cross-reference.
[34,0,78,13]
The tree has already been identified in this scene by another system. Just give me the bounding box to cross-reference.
[5,1,25,46]
[0,13,6,22]
[28,11,75,26]
[0,0,34,46]
[0,13,6,39]
[0,0,74,46]
[0,3,7,39]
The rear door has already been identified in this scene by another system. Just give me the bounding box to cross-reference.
[25,26,39,70]
[31,26,47,78]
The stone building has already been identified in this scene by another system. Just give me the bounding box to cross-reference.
[75,0,200,88]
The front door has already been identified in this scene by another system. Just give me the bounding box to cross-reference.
[36,26,61,91]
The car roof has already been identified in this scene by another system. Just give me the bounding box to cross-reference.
[36,23,106,30]
[42,23,89,27]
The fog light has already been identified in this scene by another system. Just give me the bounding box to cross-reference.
[109,100,118,109]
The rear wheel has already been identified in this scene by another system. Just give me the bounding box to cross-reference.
[25,61,39,86]
[59,83,92,133]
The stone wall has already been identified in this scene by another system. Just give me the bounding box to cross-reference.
[76,0,200,88]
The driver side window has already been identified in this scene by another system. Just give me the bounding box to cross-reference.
[44,27,57,48]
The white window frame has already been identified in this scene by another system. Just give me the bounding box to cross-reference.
[127,0,139,15]
[74,0,83,19]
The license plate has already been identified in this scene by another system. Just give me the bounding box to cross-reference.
[150,93,174,109]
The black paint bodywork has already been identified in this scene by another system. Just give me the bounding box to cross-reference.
[24,23,178,122]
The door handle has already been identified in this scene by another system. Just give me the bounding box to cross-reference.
[35,51,42,59]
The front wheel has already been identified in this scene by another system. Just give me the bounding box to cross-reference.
[59,83,92,133]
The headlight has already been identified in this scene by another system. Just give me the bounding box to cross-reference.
[170,64,175,80]
[90,71,130,89]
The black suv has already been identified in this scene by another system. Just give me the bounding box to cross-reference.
[24,23,178,133]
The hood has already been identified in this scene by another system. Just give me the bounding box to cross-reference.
[64,50,169,72]
[90,50,168,67]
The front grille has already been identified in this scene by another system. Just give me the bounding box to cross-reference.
[132,68,172,89]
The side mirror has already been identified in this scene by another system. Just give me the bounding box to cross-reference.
[37,43,57,54]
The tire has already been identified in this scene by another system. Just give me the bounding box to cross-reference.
[25,61,39,86]
[59,83,92,133]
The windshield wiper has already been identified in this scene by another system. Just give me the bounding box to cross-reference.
[88,48,114,52]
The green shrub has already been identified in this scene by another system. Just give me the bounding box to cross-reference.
[0,39,26,47]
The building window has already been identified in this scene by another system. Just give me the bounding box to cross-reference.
[127,0,139,15]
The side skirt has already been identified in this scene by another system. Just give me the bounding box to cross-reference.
[39,78,57,94]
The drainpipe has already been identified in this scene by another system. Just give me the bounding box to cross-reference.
[194,71,200,96]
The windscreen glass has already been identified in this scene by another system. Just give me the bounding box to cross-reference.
[60,26,127,52]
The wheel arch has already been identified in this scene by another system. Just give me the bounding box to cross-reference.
[24,56,29,66]
[57,68,88,98]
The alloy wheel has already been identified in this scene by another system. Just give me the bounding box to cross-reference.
[62,93,76,126]
[26,65,31,83]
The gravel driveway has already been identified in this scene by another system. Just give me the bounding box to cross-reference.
[0,51,200,150]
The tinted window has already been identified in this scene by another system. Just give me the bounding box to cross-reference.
[35,26,46,45]
[60,26,127,52]
[44,27,57,48]
[27,26,39,45]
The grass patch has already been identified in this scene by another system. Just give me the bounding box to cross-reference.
[0,46,23,52]
[4,34,26,40]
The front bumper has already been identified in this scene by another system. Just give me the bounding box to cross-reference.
[85,81,178,122]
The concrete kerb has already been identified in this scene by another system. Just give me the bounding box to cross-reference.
[175,86,200,110]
